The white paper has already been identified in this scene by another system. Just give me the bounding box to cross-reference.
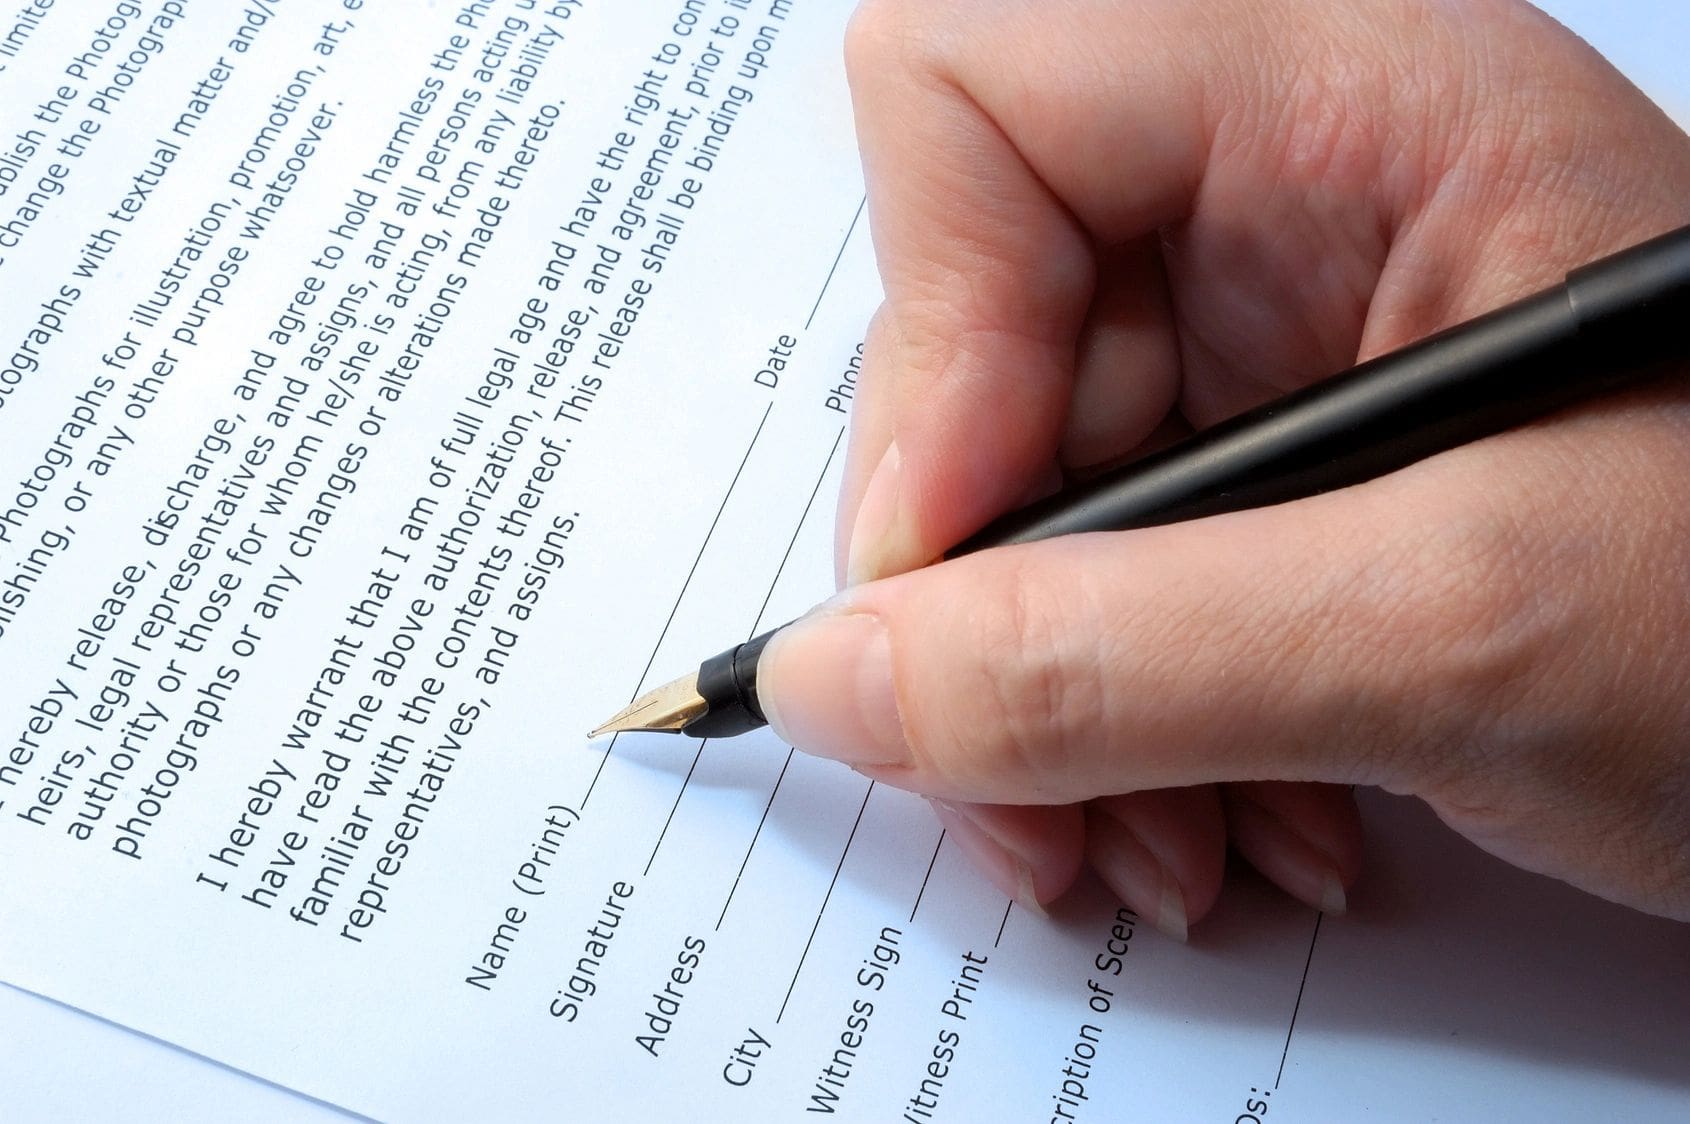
[1,2,1687,1120]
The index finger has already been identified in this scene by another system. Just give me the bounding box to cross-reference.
[839,0,1211,584]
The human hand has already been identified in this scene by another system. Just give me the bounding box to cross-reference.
[756,0,1690,934]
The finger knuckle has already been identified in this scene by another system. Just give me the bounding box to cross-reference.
[844,0,932,88]
[918,557,1102,799]
[840,0,883,84]
[1379,504,1568,784]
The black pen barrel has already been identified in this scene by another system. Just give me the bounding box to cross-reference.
[962,223,1690,553]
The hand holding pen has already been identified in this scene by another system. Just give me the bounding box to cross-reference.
[604,0,1690,935]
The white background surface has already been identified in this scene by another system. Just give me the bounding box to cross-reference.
[3,1,1686,1120]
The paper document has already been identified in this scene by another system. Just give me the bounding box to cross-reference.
[1,2,1687,1120]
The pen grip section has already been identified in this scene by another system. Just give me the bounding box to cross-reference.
[690,628,780,739]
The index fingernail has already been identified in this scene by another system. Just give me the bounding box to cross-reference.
[845,441,914,586]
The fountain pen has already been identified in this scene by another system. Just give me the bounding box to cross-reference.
[591,221,1690,742]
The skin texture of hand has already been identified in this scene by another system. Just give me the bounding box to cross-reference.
[753,0,1690,936]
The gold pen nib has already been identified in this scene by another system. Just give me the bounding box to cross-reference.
[588,670,709,738]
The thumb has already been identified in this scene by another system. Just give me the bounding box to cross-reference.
[758,459,1516,806]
